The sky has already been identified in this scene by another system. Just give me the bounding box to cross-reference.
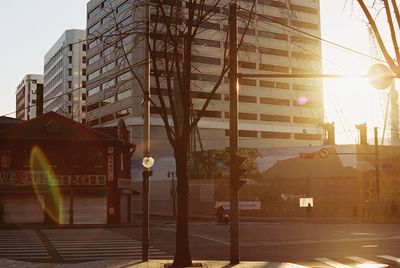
[0,1,392,144]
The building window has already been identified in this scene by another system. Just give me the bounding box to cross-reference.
[82,93,86,101]
[87,86,100,96]
[82,68,86,76]
[239,95,257,103]
[260,97,290,106]
[87,102,99,112]
[261,131,291,139]
[68,81,72,89]
[116,90,131,101]
[260,114,291,123]
[82,43,87,51]
[68,56,72,64]
[82,56,87,64]
[82,81,86,88]
[68,69,72,76]
[101,95,115,106]
[100,113,114,123]
[69,44,73,51]
[116,108,131,118]
[239,112,257,120]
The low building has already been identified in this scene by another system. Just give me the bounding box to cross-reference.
[16,74,44,120]
[257,149,362,218]
[0,112,133,224]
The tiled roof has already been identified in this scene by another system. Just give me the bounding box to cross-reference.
[260,148,360,179]
[0,112,120,142]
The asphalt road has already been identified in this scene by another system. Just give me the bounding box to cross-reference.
[0,219,399,267]
[114,219,400,267]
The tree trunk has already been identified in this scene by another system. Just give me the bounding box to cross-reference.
[172,143,192,267]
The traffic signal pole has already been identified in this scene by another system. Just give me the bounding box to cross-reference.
[374,127,380,220]
[229,3,240,265]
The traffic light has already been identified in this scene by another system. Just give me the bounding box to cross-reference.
[232,154,247,190]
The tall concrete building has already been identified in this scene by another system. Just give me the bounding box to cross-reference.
[16,74,44,120]
[86,0,323,152]
[44,29,87,124]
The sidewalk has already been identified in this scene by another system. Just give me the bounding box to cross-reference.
[0,259,306,268]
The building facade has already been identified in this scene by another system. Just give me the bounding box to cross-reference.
[85,0,323,156]
[16,74,44,121]
[0,112,133,224]
[44,29,87,124]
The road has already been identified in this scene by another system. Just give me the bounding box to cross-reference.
[0,219,399,267]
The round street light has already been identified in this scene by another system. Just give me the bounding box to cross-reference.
[142,156,155,168]
[367,63,394,90]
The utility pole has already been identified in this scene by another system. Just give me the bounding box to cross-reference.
[229,3,239,265]
[390,82,399,145]
[142,0,151,262]
[374,127,380,219]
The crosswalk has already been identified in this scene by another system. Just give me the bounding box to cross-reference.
[0,230,51,261]
[298,255,400,267]
[0,228,397,266]
[43,228,172,261]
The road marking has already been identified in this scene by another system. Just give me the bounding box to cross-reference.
[377,255,400,263]
[44,228,170,261]
[241,235,400,247]
[315,257,352,268]
[346,256,388,267]
[347,256,377,263]
[157,227,230,245]
[362,244,378,248]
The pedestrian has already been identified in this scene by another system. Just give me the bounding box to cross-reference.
[306,203,312,219]
[215,205,224,223]
[390,201,397,220]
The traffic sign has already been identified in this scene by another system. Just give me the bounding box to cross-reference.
[319,148,329,158]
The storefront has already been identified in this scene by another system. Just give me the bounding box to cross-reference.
[0,112,134,225]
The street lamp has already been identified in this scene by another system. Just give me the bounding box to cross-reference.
[167,171,176,217]
[142,156,154,169]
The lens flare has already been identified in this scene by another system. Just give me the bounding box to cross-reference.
[29,146,63,224]
[297,96,308,106]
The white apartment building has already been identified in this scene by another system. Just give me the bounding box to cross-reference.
[86,0,324,154]
[44,29,87,124]
[16,74,44,120]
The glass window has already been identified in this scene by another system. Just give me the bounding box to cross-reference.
[101,95,115,106]
[88,86,100,96]
[117,90,131,101]
[116,108,131,118]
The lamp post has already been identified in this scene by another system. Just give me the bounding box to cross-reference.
[142,0,152,262]
[142,155,154,261]
[168,171,176,217]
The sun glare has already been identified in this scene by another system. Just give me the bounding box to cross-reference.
[29,145,63,224]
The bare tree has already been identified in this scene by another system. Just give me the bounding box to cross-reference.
[90,0,256,265]
[356,0,400,75]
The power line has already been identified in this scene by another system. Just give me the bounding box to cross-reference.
[239,7,383,63]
